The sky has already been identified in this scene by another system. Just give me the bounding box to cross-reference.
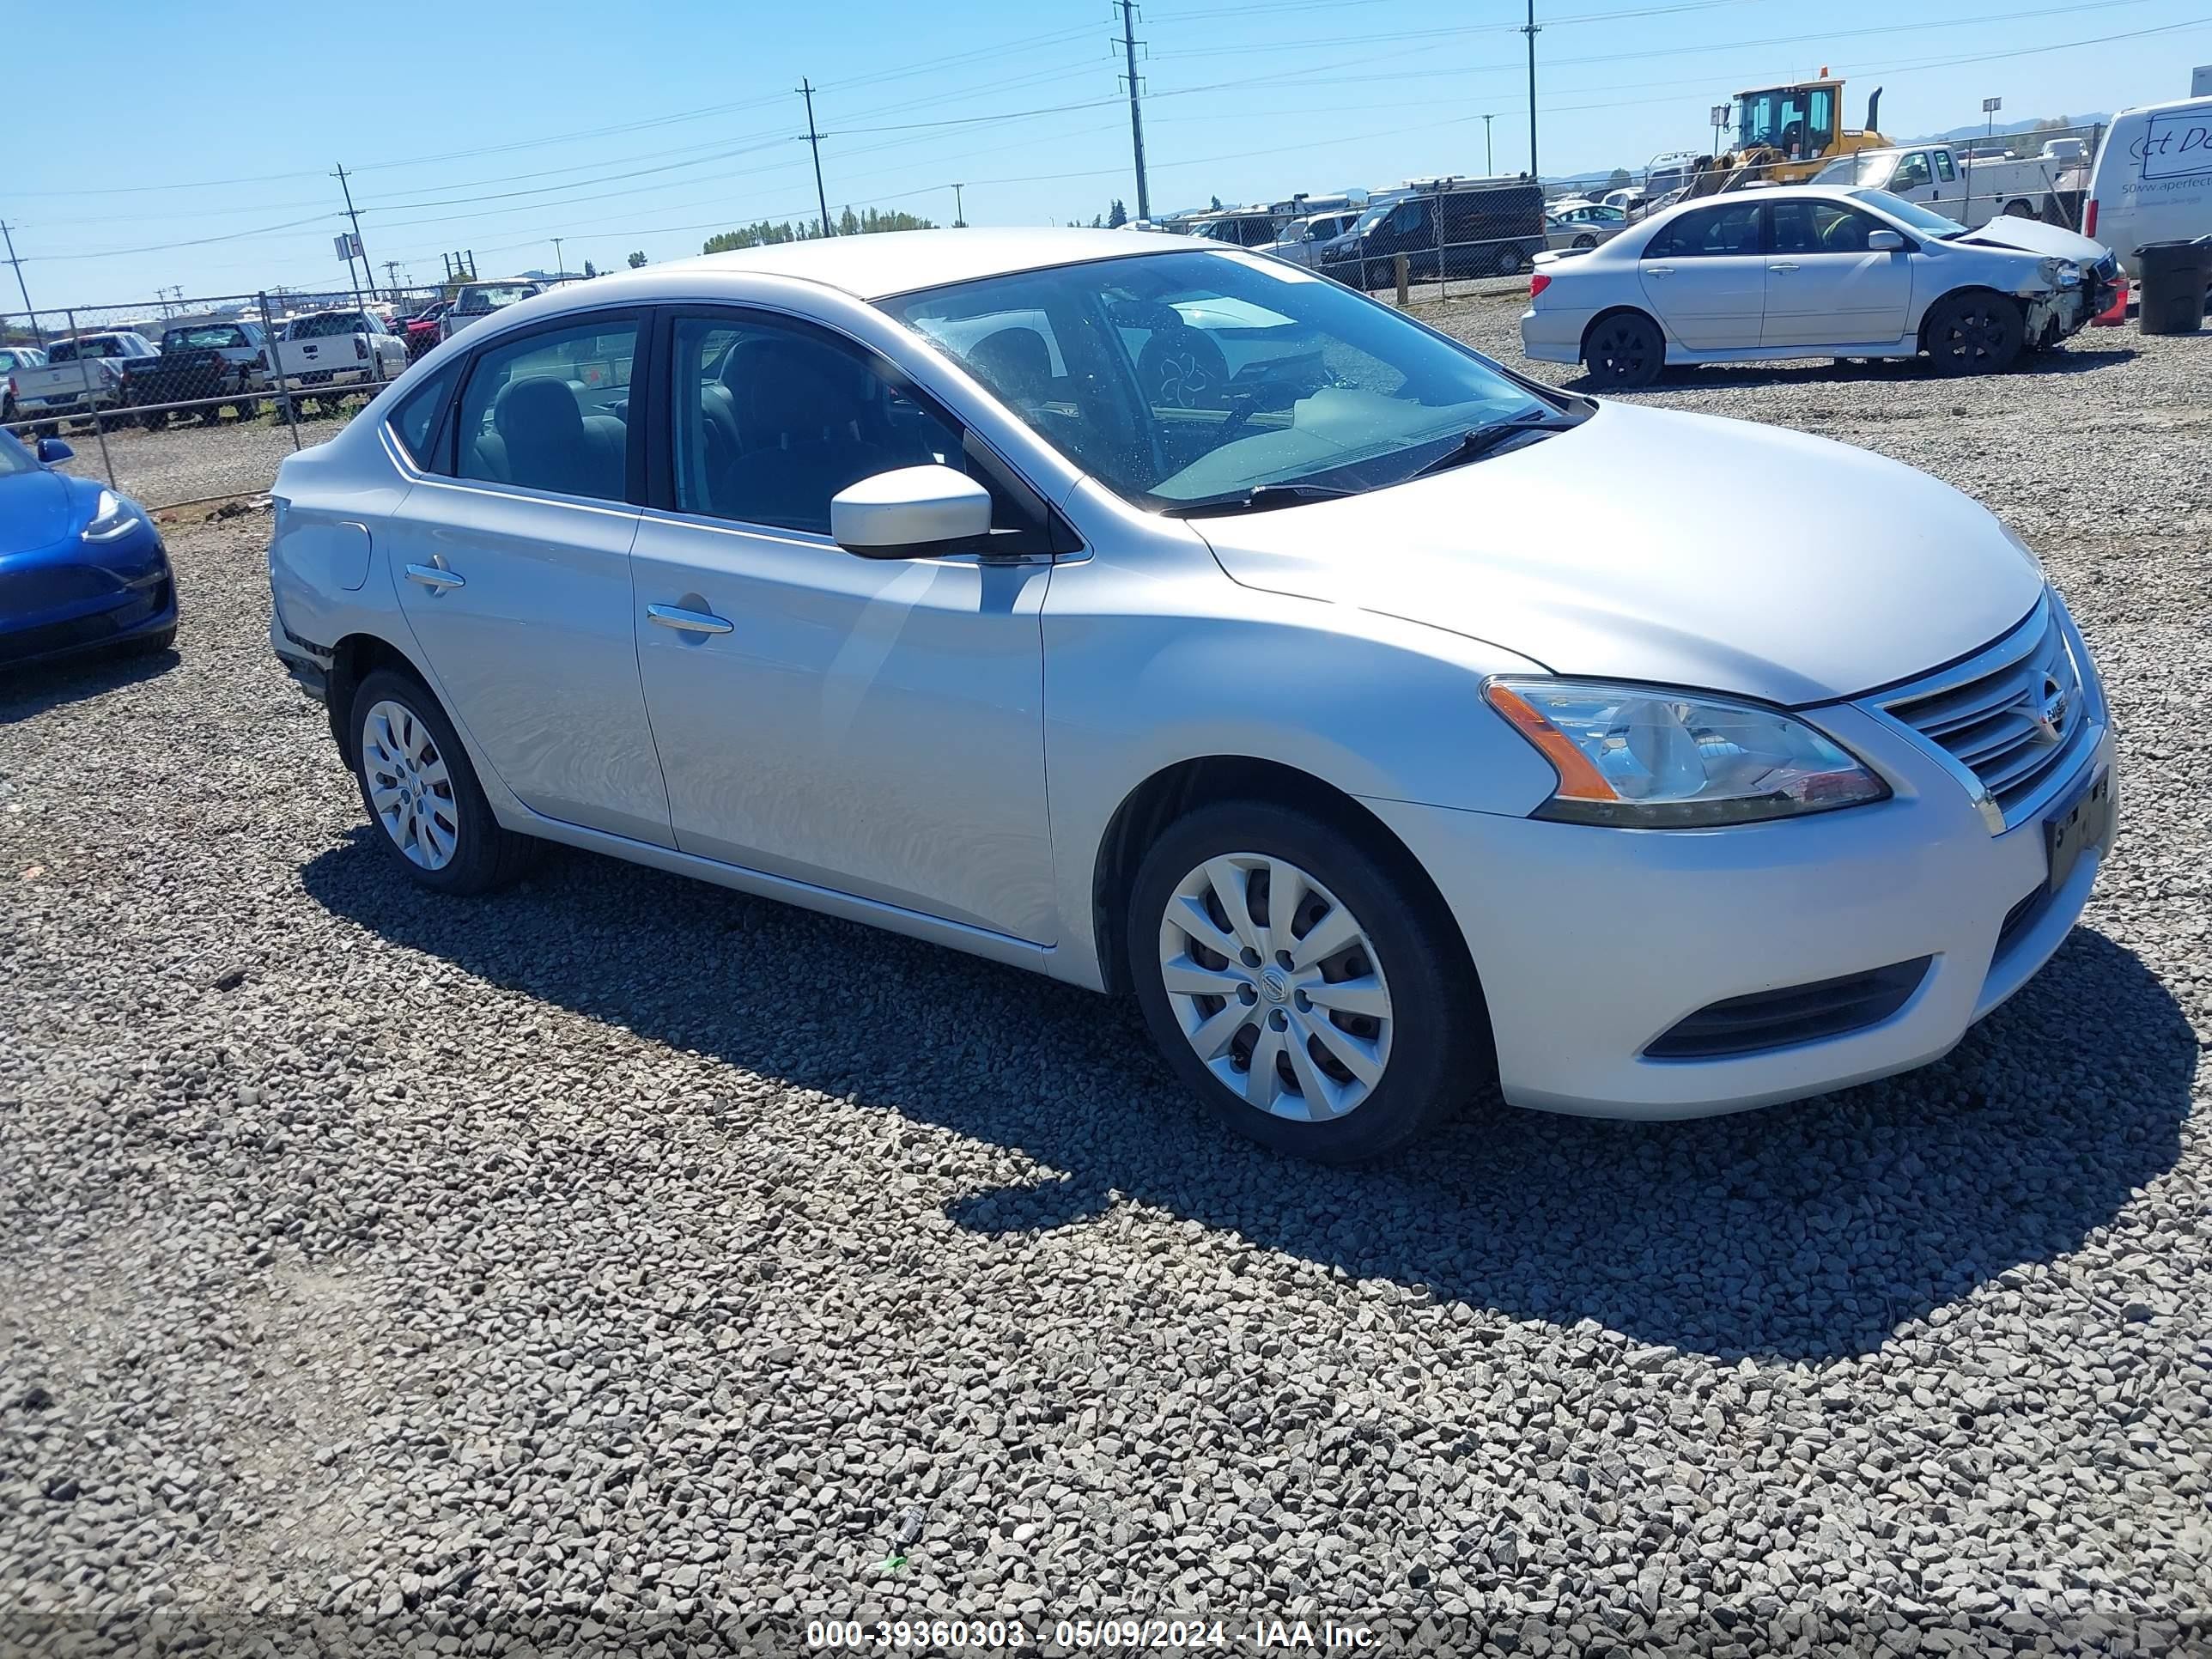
[5,0,2208,310]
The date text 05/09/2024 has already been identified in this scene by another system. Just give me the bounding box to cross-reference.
[805,1617,1378,1650]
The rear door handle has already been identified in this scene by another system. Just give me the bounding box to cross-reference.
[647,604,733,635]
[1768,261,1802,272]
[404,562,464,592]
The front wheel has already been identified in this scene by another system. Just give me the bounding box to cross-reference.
[1129,802,1487,1163]
[1923,291,2023,375]
[1581,311,1664,389]
[349,668,531,895]
[139,408,168,432]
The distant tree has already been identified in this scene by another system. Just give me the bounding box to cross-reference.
[582,258,598,278]
[1607,168,1632,189]
[1107,198,1127,228]
[1090,213,1103,228]
[1209,194,1224,210]
[703,210,933,255]
[627,250,647,268]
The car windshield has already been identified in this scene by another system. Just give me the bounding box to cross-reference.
[462,284,537,311]
[1849,189,1966,238]
[885,248,1562,512]
[1814,152,1897,188]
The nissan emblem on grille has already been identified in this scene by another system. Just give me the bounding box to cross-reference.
[2032,672,2070,747]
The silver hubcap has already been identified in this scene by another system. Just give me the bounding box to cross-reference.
[1157,853,1394,1121]
[362,699,459,871]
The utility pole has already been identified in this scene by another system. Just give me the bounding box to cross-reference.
[2,220,42,343]
[552,236,565,279]
[1521,0,1540,181]
[1483,114,1497,175]
[1115,0,1152,222]
[799,80,834,237]
[332,162,375,295]
[384,259,403,296]
[952,183,966,227]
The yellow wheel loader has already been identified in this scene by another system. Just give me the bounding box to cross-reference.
[1687,76,1892,198]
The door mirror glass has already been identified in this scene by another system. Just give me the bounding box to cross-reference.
[35,436,75,464]
[1867,228,1905,252]
[831,465,993,558]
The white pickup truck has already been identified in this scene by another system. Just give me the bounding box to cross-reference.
[1813,141,2085,230]
[268,309,409,410]
[10,331,158,434]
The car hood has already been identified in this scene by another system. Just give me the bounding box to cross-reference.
[1952,216,2107,263]
[0,466,82,555]
[1189,402,2045,707]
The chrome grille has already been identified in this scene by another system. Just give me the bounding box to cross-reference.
[1876,599,2093,830]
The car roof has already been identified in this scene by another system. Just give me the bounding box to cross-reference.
[548,228,1191,305]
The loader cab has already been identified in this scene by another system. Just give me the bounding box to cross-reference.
[1739,81,1839,161]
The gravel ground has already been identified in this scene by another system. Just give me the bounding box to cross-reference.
[32,405,356,514]
[3,317,2210,1656]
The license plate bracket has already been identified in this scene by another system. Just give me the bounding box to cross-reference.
[2044,768,2113,896]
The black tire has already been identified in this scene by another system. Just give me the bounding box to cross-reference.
[32,420,58,441]
[1572,234,1597,250]
[1127,800,1488,1164]
[197,404,222,427]
[139,408,167,432]
[2002,198,2034,219]
[1923,290,2024,375]
[1136,327,1231,410]
[1581,310,1664,389]
[348,667,532,896]
[232,397,261,422]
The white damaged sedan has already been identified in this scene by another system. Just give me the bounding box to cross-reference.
[1522,185,2121,387]
[265,229,2114,1161]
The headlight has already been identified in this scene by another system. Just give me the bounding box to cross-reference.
[83,489,143,542]
[2036,256,2082,290]
[1485,678,1889,827]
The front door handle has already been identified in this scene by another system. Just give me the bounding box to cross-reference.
[404,562,464,592]
[1768,261,1802,272]
[647,603,733,635]
[1644,265,1674,276]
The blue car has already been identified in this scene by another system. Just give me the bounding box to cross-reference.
[0,430,176,670]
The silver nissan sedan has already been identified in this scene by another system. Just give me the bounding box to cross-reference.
[265,229,2114,1163]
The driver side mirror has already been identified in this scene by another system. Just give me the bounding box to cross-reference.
[1867,229,1905,252]
[831,465,993,560]
[35,436,74,465]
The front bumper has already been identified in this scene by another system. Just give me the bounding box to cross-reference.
[1362,709,2116,1120]
[0,544,175,669]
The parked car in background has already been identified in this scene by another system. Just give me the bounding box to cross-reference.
[437,280,544,343]
[2079,95,2212,278]
[9,333,158,436]
[1810,141,2079,230]
[1187,210,1287,248]
[1265,211,1361,268]
[2,345,49,428]
[0,428,175,668]
[1547,203,1628,250]
[1321,177,1546,286]
[264,228,2112,1161]
[1522,185,2118,386]
[270,310,409,410]
[400,301,450,361]
[121,321,270,429]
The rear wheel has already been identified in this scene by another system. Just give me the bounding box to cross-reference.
[1923,291,2024,375]
[1581,311,1664,389]
[138,407,167,432]
[349,668,532,895]
[1129,801,1486,1164]
[1572,234,1597,250]
[2002,198,2035,219]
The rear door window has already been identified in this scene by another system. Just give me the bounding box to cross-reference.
[1643,201,1764,258]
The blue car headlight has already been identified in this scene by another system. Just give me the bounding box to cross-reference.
[83,488,145,543]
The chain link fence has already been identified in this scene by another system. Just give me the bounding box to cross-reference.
[2,284,459,510]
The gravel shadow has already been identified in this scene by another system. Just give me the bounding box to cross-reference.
[1571,344,2142,396]
[301,831,2195,1364]
[0,641,177,726]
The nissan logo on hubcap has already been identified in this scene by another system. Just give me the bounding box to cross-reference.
[1260,967,1291,1004]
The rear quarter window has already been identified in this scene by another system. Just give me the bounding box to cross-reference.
[388,361,462,473]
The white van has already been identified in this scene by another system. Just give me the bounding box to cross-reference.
[2083,96,2212,276]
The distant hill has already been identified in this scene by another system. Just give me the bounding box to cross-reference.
[1907,113,2110,143]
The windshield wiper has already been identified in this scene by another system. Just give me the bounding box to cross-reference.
[1400,410,1578,482]
[1158,482,1360,519]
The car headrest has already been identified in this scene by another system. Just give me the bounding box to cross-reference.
[739,334,870,440]
[494,375,585,446]
[967,327,1053,399]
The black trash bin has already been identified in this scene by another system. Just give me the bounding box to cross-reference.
[2135,238,2212,335]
